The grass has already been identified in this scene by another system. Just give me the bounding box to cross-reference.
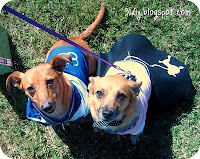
[0,0,199,158]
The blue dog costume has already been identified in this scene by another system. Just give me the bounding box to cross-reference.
[26,46,90,126]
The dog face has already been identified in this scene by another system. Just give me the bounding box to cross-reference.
[88,75,142,123]
[6,55,72,117]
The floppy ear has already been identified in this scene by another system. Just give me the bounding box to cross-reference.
[6,71,24,91]
[129,81,142,97]
[48,54,72,74]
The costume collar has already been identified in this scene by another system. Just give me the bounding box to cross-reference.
[93,116,126,128]
[117,72,137,81]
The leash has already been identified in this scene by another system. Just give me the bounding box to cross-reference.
[2,5,129,74]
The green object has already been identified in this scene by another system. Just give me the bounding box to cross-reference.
[0,25,13,75]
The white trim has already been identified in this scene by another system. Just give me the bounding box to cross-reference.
[63,73,90,121]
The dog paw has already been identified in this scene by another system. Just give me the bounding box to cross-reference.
[130,135,139,145]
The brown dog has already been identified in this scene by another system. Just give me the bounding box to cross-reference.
[88,59,152,144]
[6,2,105,126]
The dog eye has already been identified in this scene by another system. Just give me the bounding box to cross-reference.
[27,86,35,93]
[96,90,104,99]
[47,79,54,86]
[116,93,126,101]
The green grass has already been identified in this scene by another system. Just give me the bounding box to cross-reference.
[0,0,199,158]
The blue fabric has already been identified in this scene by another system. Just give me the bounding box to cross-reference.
[26,46,89,125]
[26,99,44,122]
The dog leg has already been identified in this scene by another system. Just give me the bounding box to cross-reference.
[130,135,139,145]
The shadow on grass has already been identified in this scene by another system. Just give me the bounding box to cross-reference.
[54,83,196,159]
[0,35,196,159]
[0,35,29,119]
[1,36,196,158]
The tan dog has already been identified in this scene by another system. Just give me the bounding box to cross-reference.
[6,3,105,126]
[88,59,152,144]
[89,33,190,144]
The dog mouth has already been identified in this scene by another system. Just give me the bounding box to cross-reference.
[102,114,121,123]
[98,109,120,123]
[47,108,55,114]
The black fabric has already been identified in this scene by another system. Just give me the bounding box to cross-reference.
[97,34,191,112]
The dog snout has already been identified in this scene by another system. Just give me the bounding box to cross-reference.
[102,110,113,119]
[41,102,53,113]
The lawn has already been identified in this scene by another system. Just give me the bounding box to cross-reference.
[0,0,199,158]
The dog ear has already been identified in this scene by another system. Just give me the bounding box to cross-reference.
[6,71,24,91]
[49,54,72,74]
[88,77,95,94]
[130,81,142,97]
[88,77,99,94]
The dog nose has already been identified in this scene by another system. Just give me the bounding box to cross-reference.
[41,102,53,112]
[102,110,113,119]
